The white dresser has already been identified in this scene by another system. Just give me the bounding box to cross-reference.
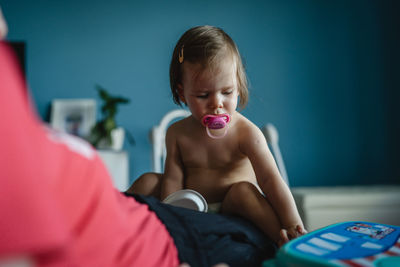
[292,185,400,231]
[97,150,129,192]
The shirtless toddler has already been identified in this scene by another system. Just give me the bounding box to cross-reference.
[128,25,306,245]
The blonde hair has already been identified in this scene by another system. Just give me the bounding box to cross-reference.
[169,25,248,109]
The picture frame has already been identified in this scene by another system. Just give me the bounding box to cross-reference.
[50,99,96,139]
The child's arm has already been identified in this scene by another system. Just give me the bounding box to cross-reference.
[160,125,185,200]
[240,124,306,239]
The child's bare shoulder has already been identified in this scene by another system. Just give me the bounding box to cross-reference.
[235,114,267,151]
[166,116,192,137]
[235,114,264,138]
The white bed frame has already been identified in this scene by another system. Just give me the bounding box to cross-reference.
[150,109,191,173]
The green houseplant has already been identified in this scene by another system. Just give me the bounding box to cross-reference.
[88,85,134,150]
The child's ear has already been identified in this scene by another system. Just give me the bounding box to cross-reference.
[178,84,186,104]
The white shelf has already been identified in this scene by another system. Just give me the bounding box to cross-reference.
[292,185,400,231]
[97,150,129,191]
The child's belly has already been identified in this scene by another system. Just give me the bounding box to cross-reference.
[185,167,258,203]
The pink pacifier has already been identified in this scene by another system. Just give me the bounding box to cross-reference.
[201,114,231,139]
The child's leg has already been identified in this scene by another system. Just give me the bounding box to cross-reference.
[221,181,282,243]
[125,172,162,198]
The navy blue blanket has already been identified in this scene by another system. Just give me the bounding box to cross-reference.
[127,193,277,267]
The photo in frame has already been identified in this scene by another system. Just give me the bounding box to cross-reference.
[50,99,96,139]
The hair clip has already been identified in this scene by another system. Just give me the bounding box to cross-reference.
[178,45,184,63]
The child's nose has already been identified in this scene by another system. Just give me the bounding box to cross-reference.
[209,95,223,110]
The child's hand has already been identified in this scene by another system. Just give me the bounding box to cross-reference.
[278,225,307,247]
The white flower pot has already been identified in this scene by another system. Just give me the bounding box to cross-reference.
[97,127,125,151]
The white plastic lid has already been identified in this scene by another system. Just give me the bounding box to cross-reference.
[163,189,208,212]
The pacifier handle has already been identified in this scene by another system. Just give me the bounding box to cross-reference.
[206,126,229,139]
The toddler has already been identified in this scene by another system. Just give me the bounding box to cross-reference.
[128,25,306,245]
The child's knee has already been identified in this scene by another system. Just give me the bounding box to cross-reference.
[231,181,258,196]
[225,181,259,207]
[139,172,161,184]
[128,172,162,196]
[145,172,162,180]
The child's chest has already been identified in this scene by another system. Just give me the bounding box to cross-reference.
[178,134,246,169]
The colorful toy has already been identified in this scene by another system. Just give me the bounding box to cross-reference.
[263,221,400,267]
[202,114,230,139]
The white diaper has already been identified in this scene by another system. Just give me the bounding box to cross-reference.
[207,202,222,213]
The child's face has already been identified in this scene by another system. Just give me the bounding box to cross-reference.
[179,57,239,123]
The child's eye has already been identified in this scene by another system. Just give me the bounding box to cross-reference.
[223,91,233,95]
[197,94,208,99]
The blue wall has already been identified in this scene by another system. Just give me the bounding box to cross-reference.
[2,0,399,187]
